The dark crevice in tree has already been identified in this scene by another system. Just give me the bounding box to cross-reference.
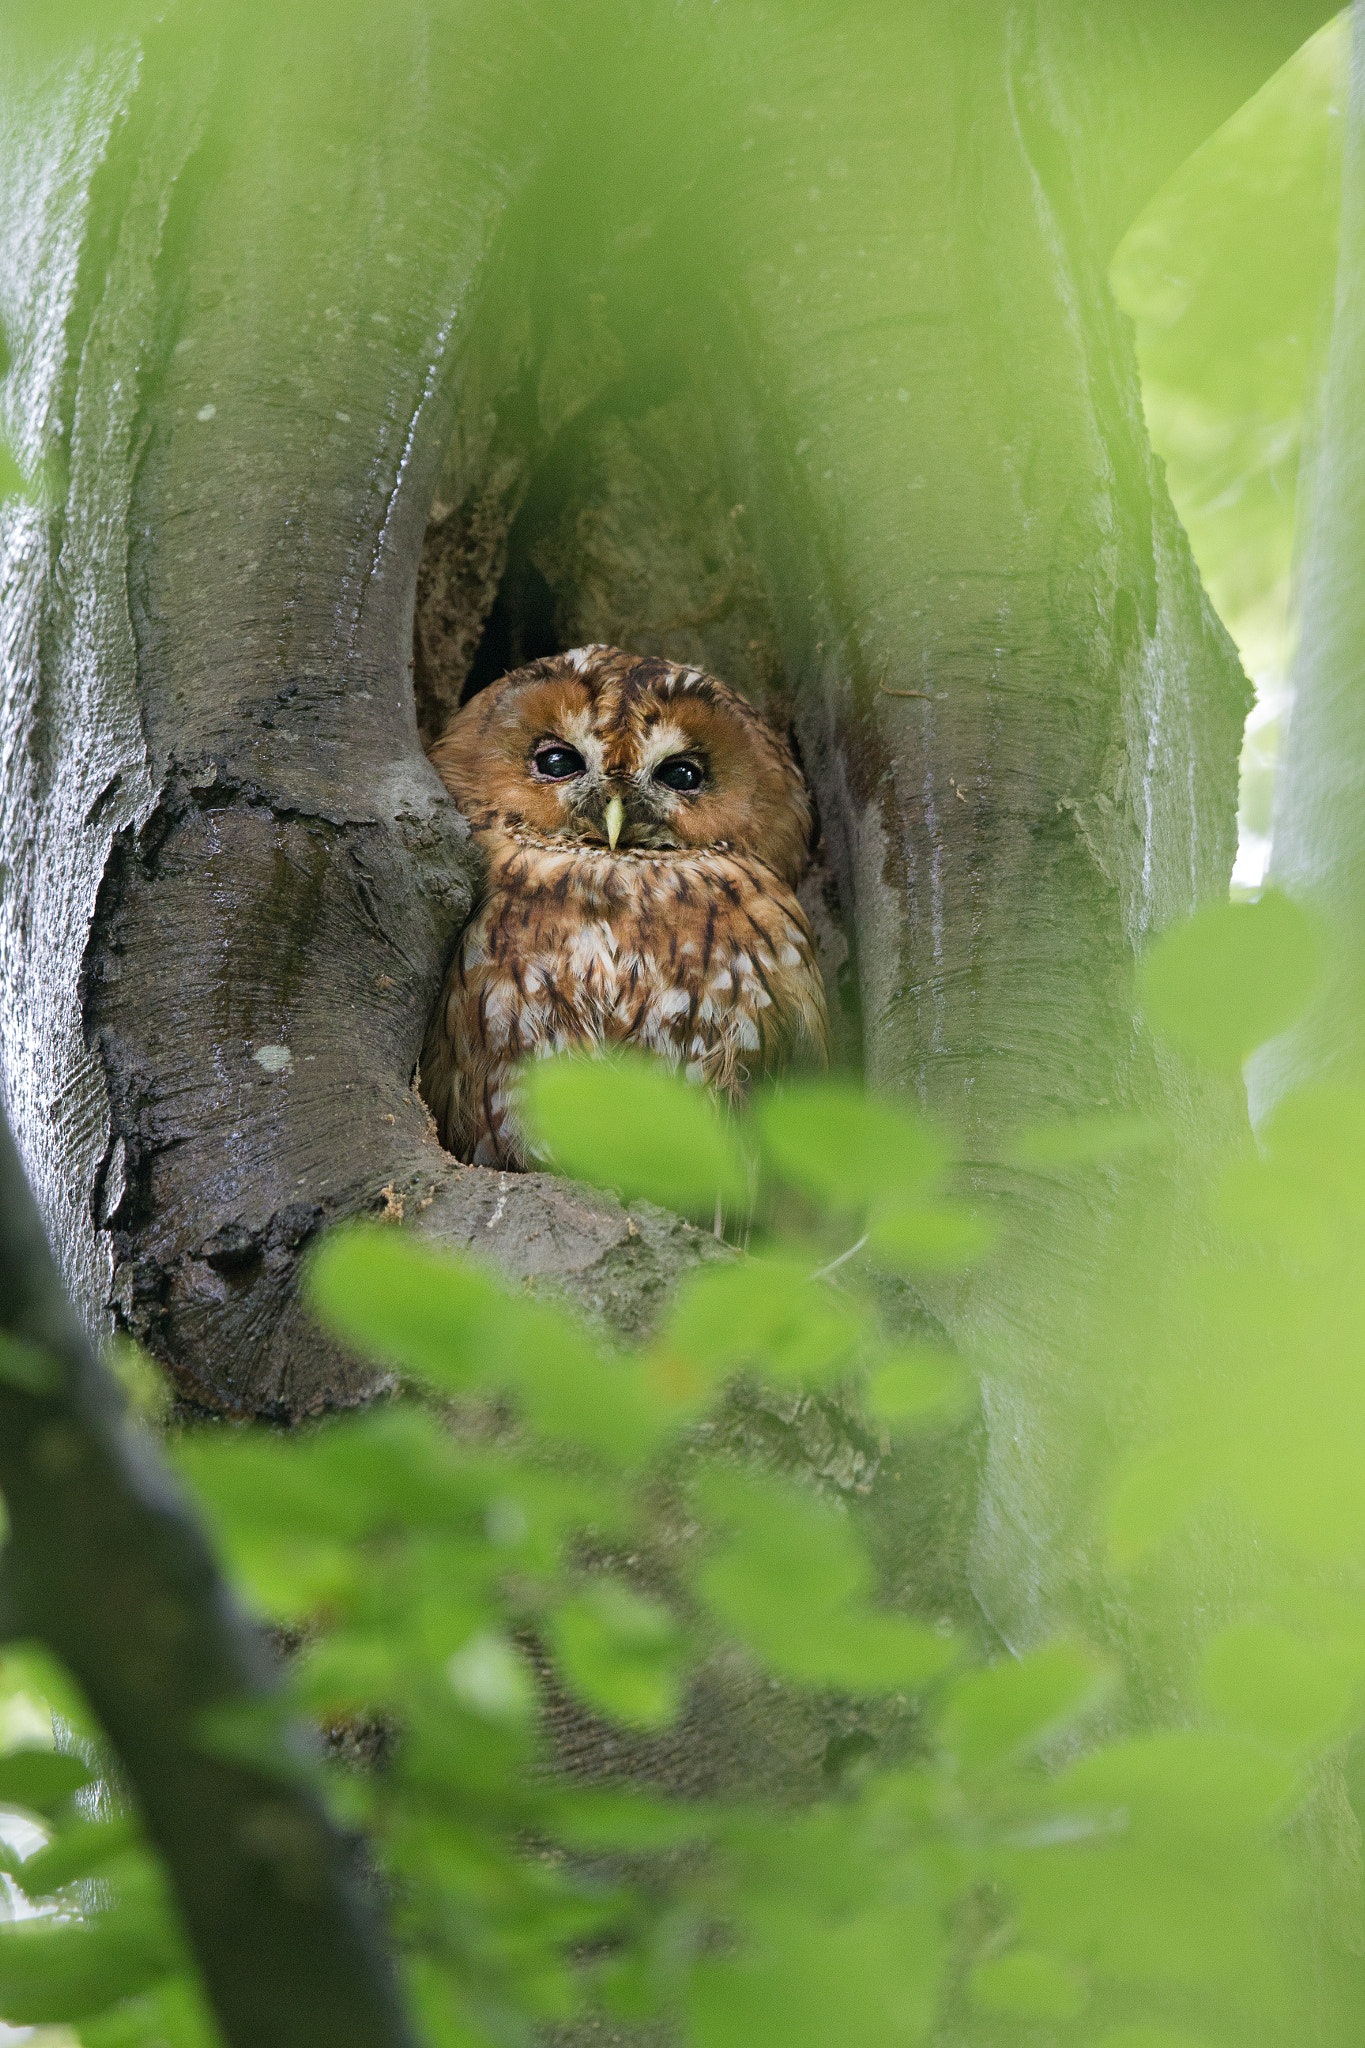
[463,553,561,702]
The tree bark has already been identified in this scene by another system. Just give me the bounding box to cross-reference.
[685,2,1249,1649]
[0,4,1331,1610]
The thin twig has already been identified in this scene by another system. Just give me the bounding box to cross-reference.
[809,1233,869,1282]
[878,677,932,699]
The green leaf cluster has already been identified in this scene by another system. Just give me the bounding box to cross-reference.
[0,1666,217,2043]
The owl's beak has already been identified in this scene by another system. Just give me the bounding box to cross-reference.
[604,796,626,851]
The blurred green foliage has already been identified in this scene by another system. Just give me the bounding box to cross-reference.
[5,888,1365,2045]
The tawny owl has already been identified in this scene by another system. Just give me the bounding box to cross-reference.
[420,645,829,1169]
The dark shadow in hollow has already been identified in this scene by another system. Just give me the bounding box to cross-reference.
[462,553,559,701]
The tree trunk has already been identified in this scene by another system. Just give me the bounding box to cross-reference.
[0,3,1332,1615]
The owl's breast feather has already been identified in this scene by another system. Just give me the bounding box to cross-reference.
[465,836,828,1077]
[423,834,829,1168]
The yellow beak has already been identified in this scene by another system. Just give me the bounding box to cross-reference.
[604,796,626,851]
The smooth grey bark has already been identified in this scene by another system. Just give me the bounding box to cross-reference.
[1261,1,1365,1099]
[0,2,1336,1616]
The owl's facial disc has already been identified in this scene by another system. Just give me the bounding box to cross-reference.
[521,725,710,852]
[426,652,815,885]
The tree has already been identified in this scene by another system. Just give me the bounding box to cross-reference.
[0,0,1339,1723]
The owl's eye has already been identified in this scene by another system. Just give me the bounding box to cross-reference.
[531,741,586,781]
[654,755,705,794]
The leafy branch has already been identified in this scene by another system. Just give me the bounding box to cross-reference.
[0,1107,416,2048]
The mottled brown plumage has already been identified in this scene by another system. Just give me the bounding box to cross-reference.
[421,645,829,1167]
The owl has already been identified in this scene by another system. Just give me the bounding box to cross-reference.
[420,645,830,1169]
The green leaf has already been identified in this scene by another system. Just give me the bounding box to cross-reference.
[15,1817,138,1896]
[1105,1254,1365,1566]
[0,1336,60,1394]
[999,1736,1297,1996]
[0,1911,176,2025]
[690,1898,943,2048]
[75,1975,219,2048]
[292,1628,421,1722]
[546,1789,723,1851]
[106,1337,173,1427]
[549,1582,683,1727]
[0,1746,92,1815]
[1201,1623,1357,1754]
[1054,1731,1296,1840]
[755,1081,944,1210]
[661,1256,867,1389]
[520,1050,748,1214]
[177,1425,376,1544]
[865,1345,970,1429]
[970,1949,1086,2020]
[696,1474,955,1691]
[865,1202,994,1270]
[1107,1439,1210,1562]
[1089,2031,1212,2048]
[1218,1085,1365,1262]
[1139,890,1320,1069]
[193,1697,320,1787]
[309,1226,586,1386]
[307,1228,662,1459]
[445,1631,535,1723]
[940,1643,1111,1774]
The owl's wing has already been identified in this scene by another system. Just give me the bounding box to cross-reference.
[749,878,832,1078]
[786,979,832,1073]
[420,906,533,1169]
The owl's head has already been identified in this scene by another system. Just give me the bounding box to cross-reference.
[428,646,815,888]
